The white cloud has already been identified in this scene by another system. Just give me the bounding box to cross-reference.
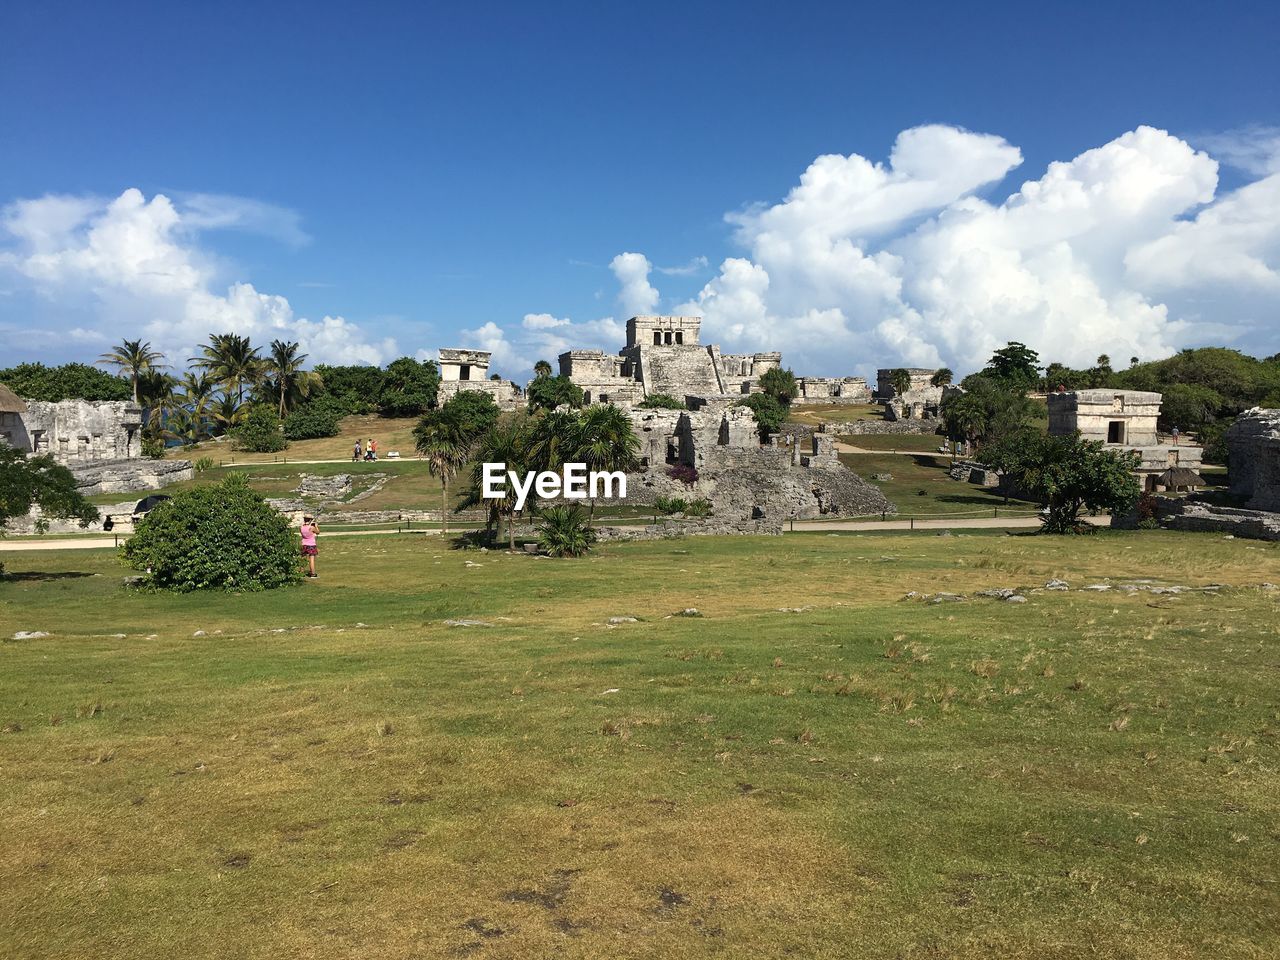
[673,124,1279,376]
[456,313,626,381]
[0,188,396,366]
[657,255,709,276]
[1195,126,1280,177]
[610,252,659,317]
[174,192,311,246]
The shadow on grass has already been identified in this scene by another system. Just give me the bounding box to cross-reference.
[1,570,98,583]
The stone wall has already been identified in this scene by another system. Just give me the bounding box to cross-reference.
[1125,496,1280,541]
[795,377,872,403]
[1047,389,1161,445]
[437,378,523,411]
[818,419,941,437]
[70,458,193,496]
[3,399,143,463]
[949,460,1000,486]
[1226,408,1280,507]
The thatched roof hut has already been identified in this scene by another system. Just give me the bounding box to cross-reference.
[1157,466,1205,490]
[0,383,28,415]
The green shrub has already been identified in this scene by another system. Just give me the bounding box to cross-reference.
[654,495,687,514]
[639,394,687,410]
[0,362,131,402]
[735,393,787,440]
[283,397,345,440]
[683,498,713,518]
[122,474,302,591]
[231,405,288,453]
[141,436,167,459]
[536,505,596,558]
[193,456,215,473]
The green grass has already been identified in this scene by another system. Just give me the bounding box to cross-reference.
[841,452,1040,518]
[1,531,1278,958]
[836,431,947,451]
[788,402,883,427]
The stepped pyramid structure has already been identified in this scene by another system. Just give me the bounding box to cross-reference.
[558,315,781,405]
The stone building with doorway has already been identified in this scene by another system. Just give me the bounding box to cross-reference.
[436,348,523,410]
[1048,388,1204,491]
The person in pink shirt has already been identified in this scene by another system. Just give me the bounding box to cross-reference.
[300,515,319,578]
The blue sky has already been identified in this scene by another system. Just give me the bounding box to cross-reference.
[2,0,1278,379]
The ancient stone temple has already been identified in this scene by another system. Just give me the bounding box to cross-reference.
[437,348,522,410]
[1,397,143,462]
[558,315,785,404]
[1048,389,1203,491]
[875,368,942,404]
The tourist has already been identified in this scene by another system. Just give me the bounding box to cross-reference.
[352,439,362,462]
[1171,425,1180,445]
[301,515,319,578]
[366,437,377,461]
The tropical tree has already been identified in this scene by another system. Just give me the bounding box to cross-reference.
[413,393,496,535]
[536,505,596,557]
[136,369,179,442]
[527,374,585,412]
[211,394,246,432]
[574,404,640,525]
[890,368,913,398]
[263,340,322,416]
[191,333,263,406]
[981,429,1140,534]
[736,393,787,441]
[533,360,554,379]
[930,367,954,388]
[470,415,535,550]
[0,446,98,538]
[982,342,1041,387]
[940,390,988,456]
[97,339,165,403]
[527,409,583,475]
[759,367,798,404]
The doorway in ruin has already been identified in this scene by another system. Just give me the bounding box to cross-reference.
[1107,421,1125,443]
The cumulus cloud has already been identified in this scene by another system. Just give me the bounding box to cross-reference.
[672,123,1279,376]
[455,312,626,381]
[0,188,395,366]
[610,252,660,316]
[657,255,709,277]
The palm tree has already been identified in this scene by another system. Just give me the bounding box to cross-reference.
[263,339,322,416]
[574,404,640,525]
[930,367,954,388]
[941,391,988,458]
[413,409,475,536]
[211,394,245,433]
[533,360,553,379]
[471,417,534,550]
[97,339,164,402]
[890,367,913,399]
[136,369,179,442]
[191,333,263,407]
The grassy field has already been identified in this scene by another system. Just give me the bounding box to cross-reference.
[837,431,948,452]
[2,531,1278,958]
[788,402,884,427]
[166,415,423,465]
[840,452,1041,518]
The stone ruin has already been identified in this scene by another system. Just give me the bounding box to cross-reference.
[1226,408,1280,512]
[623,402,894,523]
[0,391,193,507]
[437,348,523,410]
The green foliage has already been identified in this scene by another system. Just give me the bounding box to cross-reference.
[379,357,440,417]
[1114,347,1280,413]
[440,390,501,439]
[532,360,554,379]
[141,436,167,459]
[193,456,215,473]
[0,446,99,532]
[683,497,713,517]
[889,368,913,397]
[941,376,1042,449]
[535,504,596,558]
[122,474,302,591]
[312,364,385,414]
[414,392,498,535]
[0,362,132,402]
[981,429,1140,534]
[736,393,787,440]
[283,395,346,440]
[982,342,1042,387]
[759,367,798,404]
[654,495,687,514]
[638,393,687,410]
[231,404,288,453]
[526,374,585,412]
[930,368,954,388]
[1158,383,1223,433]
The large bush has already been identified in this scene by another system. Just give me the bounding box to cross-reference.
[638,393,687,410]
[379,357,440,416]
[122,474,302,591]
[231,404,288,452]
[0,362,131,402]
[283,396,346,440]
[736,393,786,440]
[312,364,385,414]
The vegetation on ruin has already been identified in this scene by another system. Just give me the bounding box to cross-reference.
[526,374,585,412]
[0,361,133,402]
[2,531,1278,958]
[759,366,798,403]
[637,393,687,410]
[736,392,788,440]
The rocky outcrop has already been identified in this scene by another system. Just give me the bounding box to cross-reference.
[70,458,193,496]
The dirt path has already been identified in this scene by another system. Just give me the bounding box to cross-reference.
[791,515,1109,532]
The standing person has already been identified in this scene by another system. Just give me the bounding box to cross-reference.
[1171,425,1180,446]
[367,437,377,461]
[300,515,319,578]
[352,439,362,462]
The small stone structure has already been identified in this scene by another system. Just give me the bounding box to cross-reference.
[1226,408,1280,512]
[795,376,872,403]
[875,368,943,405]
[437,348,523,410]
[70,458,193,496]
[297,473,353,500]
[1048,389,1203,491]
[948,460,1000,487]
